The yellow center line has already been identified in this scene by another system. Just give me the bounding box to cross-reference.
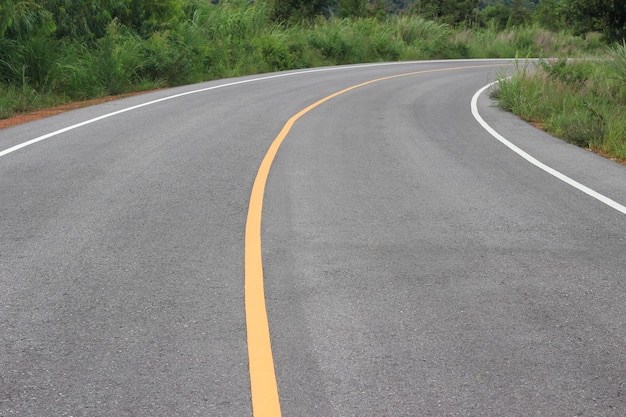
[244,63,504,417]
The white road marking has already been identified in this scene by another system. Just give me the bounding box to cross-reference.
[0,60,503,158]
[471,81,626,215]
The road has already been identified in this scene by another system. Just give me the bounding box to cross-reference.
[1,60,625,416]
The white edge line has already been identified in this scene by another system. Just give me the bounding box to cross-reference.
[0,70,316,157]
[471,81,626,215]
[0,59,506,158]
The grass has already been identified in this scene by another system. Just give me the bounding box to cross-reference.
[0,1,611,122]
[495,43,626,161]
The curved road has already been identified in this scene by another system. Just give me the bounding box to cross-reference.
[1,60,625,416]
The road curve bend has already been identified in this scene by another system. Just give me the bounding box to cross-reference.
[1,60,625,416]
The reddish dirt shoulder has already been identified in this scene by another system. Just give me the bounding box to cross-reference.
[0,90,160,130]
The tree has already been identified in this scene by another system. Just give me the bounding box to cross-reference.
[269,0,336,22]
[479,5,512,29]
[123,0,185,35]
[565,0,626,43]
[533,0,567,31]
[40,0,184,40]
[508,0,531,26]
[39,0,123,39]
[338,0,367,17]
[412,0,479,26]
[1,0,55,39]
[387,0,416,14]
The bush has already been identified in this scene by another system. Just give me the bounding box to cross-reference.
[496,56,626,160]
[253,33,296,71]
[141,29,198,85]
[53,40,106,99]
[95,21,146,95]
[606,41,626,85]
[540,58,595,87]
[394,16,449,46]
[0,2,614,121]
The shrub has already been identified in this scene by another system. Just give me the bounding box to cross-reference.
[0,2,615,122]
[394,16,449,46]
[606,41,626,85]
[496,56,626,161]
[141,30,198,85]
[253,33,296,71]
[540,58,595,88]
[53,40,106,99]
[95,20,146,95]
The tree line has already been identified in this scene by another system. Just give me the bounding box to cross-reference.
[270,0,624,43]
[1,0,624,43]
[0,0,621,119]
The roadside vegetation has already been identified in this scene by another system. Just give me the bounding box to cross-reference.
[495,43,626,162]
[1,0,624,159]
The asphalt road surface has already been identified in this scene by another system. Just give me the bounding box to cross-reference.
[1,60,625,416]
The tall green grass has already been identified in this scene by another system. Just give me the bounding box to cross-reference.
[495,43,626,161]
[0,1,609,120]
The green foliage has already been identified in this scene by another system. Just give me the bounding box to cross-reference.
[305,20,358,63]
[338,0,368,18]
[0,1,58,89]
[1,0,621,163]
[95,21,145,94]
[533,0,566,31]
[269,0,335,23]
[252,33,297,71]
[394,15,450,45]
[459,26,533,58]
[40,0,185,40]
[0,82,57,117]
[393,16,469,59]
[496,56,626,160]
[413,0,479,26]
[603,110,626,159]
[540,58,595,87]
[606,41,626,85]
[140,30,195,85]
[123,0,185,35]
[0,0,55,39]
[493,58,545,121]
[53,40,107,99]
[480,5,513,30]
[565,0,626,43]
[202,1,269,41]
[40,0,124,40]
[367,0,388,19]
[0,0,614,124]
[550,98,606,147]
